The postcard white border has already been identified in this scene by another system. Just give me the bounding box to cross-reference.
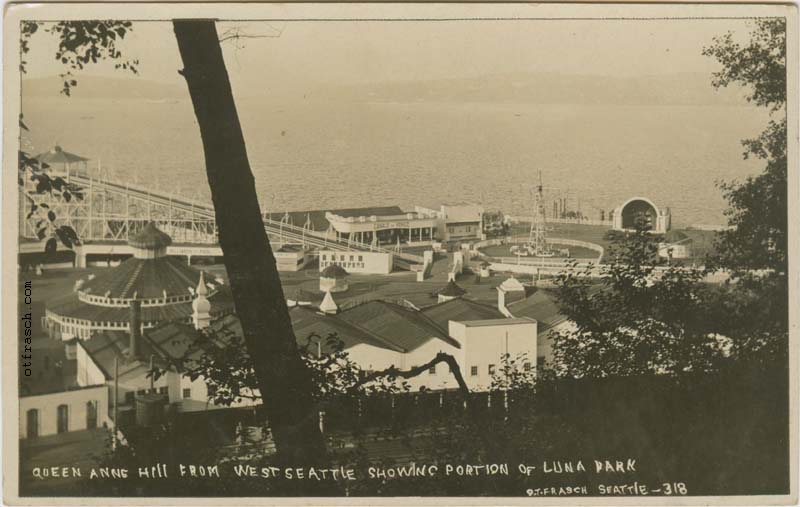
[3,2,798,506]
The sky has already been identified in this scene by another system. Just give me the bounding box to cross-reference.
[21,18,757,98]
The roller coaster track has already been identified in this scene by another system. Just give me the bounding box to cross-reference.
[68,175,424,265]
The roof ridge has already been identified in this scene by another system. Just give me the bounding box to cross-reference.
[374,299,461,350]
[323,309,408,353]
[410,309,461,349]
[119,261,145,298]
[293,305,405,353]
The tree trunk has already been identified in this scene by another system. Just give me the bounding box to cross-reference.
[172,19,327,466]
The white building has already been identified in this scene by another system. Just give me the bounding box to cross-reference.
[20,385,108,439]
[72,272,242,429]
[325,207,439,245]
[318,249,393,275]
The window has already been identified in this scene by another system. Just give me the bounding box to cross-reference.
[488,364,496,375]
[57,404,69,434]
[523,362,532,372]
[466,226,471,232]
[321,254,326,261]
[470,366,478,376]
[158,386,168,395]
[137,389,147,395]
[429,365,436,375]
[349,255,354,261]
[182,388,191,399]
[358,256,363,262]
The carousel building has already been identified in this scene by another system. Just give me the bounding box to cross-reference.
[319,264,350,293]
[44,223,235,341]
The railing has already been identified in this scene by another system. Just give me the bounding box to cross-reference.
[473,235,604,264]
[506,215,613,227]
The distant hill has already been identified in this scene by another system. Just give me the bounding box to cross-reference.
[316,72,750,107]
[21,75,185,101]
[21,72,751,107]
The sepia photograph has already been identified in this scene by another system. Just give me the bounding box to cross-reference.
[3,2,797,504]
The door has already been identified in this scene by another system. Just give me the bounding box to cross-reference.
[26,409,38,439]
[86,401,97,429]
[57,404,69,433]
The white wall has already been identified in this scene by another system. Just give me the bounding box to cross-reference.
[319,250,393,275]
[274,250,309,272]
[402,338,462,391]
[450,319,537,391]
[346,343,403,374]
[20,385,108,439]
[76,344,107,387]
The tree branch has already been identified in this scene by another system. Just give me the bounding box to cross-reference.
[348,352,471,398]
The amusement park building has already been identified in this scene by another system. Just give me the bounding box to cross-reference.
[44,223,235,341]
[611,197,671,234]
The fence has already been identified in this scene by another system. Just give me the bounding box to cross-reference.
[320,389,536,434]
[506,215,613,227]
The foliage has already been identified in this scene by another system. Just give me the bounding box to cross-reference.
[18,117,83,255]
[17,20,135,251]
[173,326,406,408]
[551,216,727,378]
[703,19,787,275]
[701,18,789,357]
[20,20,138,95]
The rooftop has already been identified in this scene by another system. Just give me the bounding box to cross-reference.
[337,300,459,351]
[266,205,406,232]
[504,289,566,331]
[47,286,233,324]
[78,256,212,300]
[128,222,172,250]
[437,280,467,298]
[321,264,349,279]
[421,297,505,329]
[458,317,537,327]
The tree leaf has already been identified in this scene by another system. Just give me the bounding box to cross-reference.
[45,237,58,256]
[55,227,72,249]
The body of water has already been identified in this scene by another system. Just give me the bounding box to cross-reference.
[22,97,769,227]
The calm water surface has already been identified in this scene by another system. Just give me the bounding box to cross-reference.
[22,97,769,226]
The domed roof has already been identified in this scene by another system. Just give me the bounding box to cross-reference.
[35,145,90,164]
[499,276,526,292]
[192,271,212,313]
[438,280,467,297]
[80,255,207,300]
[129,222,172,250]
[321,264,349,279]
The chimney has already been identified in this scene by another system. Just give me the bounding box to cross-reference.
[129,301,142,359]
[497,287,513,318]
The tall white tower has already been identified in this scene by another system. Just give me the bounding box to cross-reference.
[192,271,212,330]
